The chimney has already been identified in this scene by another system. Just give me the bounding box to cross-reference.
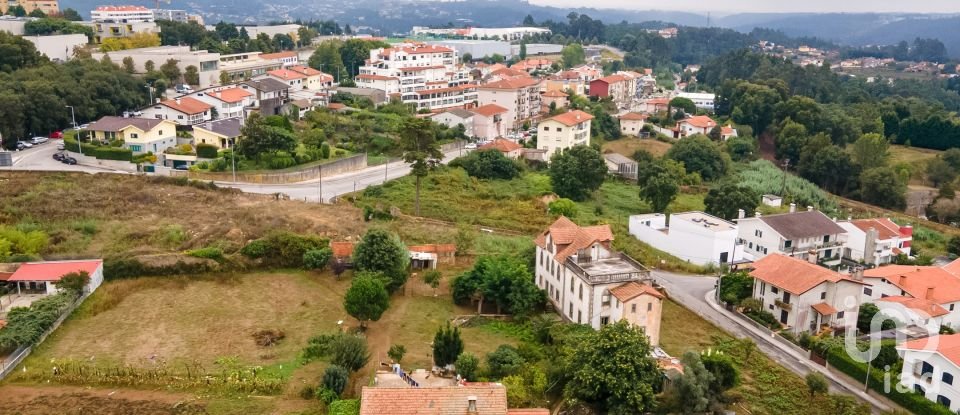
[927,287,936,300]
[737,209,745,219]
[467,396,478,414]
[789,203,796,213]
[175,98,181,105]
[807,206,814,212]
[851,266,864,281]
[899,275,907,286]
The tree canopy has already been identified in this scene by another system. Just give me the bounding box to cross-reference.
[451,255,542,317]
[665,135,729,181]
[352,229,409,292]
[549,145,607,201]
[343,272,390,328]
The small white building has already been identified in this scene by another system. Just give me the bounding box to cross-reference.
[761,194,783,207]
[430,108,475,138]
[676,92,715,111]
[676,115,717,137]
[838,218,913,266]
[750,254,867,334]
[737,209,847,262]
[618,112,647,136]
[470,103,508,141]
[7,260,104,296]
[141,97,213,126]
[898,334,960,412]
[629,212,744,266]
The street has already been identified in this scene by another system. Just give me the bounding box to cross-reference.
[0,142,116,173]
[652,270,891,413]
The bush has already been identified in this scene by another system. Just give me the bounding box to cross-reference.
[328,399,360,415]
[316,387,339,404]
[330,334,370,372]
[186,247,223,261]
[301,333,338,362]
[322,365,350,396]
[102,257,213,280]
[547,198,577,217]
[486,344,526,379]
[0,292,76,352]
[196,143,219,159]
[239,232,328,267]
[94,146,133,161]
[303,248,333,270]
[456,353,480,381]
[450,149,521,180]
[701,353,739,392]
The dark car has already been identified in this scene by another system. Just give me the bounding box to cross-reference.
[52,152,65,161]
[61,156,77,165]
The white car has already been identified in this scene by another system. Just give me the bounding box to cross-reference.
[30,136,48,145]
[464,143,477,150]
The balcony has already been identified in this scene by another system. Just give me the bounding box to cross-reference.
[564,253,650,285]
[775,299,792,310]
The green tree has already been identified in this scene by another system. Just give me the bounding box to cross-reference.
[144,59,155,72]
[303,248,333,270]
[236,113,297,160]
[183,65,200,86]
[400,118,443,216]
[451,255,542,316]
[701,353,739,393]
[549,145,607,201]
[942,148,960,171]
[322,365,349,396]
[724,135,757,161]
[121,56,136,73]
[564,321,661,414]
[718,271,753,304]
[11,5,26,17]
[926,157,957,187]
[308,41,345,76]
[640,172,679,212]
[352,229,409,292]
[669,97,696,115]
[219,70,230,85]
[561,43,585,68]
[774,119,809,162]
[454,223,475,256]
[387,344,407,363]
[665,135,728,181]
[53,271,89,295]
[949,235,960,256]
[61,8,82,21]
[422,269,442,295]
[675,352,715,414]
[860,167,907,210]
[340,39,389,77]
[850,133,889,170]
[343,273,390,328]
[805,372,829,397]
[797,136,853,194]
[330,334,370,372]
[159,58,181,82]
[486,344,526,379]
[455,353,479,381]
[547,198,577,217]
[704,182,759,220]
[451,149,519,180]
[519,42,527,60]
[27,8,45,18]
[433,322,464,367]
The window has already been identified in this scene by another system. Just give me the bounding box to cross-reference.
[543,126,549,131]
[177,115,184,120]
[763,248,768,254]
[772,287,779,294]
[557,128,563,132]
[577,310,581,324]
[647,302,652,311]
[631,304,637,313]
[952,304,956,311]
[782,292,791,304]
[937,395,951,408]
[570,277,574,292]
[158,130,163,135]
[943,372,954,385]
[600,316,609,325]
[922,362,935,376]
[784,240,792,248]
[748,242,753,249]
[820,292,827,300]
[769,304,774,310]
[568,302,573,317]
[578,284,583,300]
[836,311,845,319]
[129,145,142,152]
[864,287,873,296]
[129,133,139,138]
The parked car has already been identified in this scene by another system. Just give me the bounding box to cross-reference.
[60,156,77,165]
[175,84,193,94]
[17,141,32,150]
[464,142,478,150]
[57,142,65,150]
[49,131,63,139]
[173,164,189,171]
[78,123,90,130]
[52,152,65,161]
[30,136,48,145]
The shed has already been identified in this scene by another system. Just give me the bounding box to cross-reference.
[604,153,638,180]
[762,194,783,207]
[7,260,104,295]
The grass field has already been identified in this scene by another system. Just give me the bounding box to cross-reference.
[600,137,674,157]
[889,144,941,165]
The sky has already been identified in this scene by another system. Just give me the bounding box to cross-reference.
[528,0,960,14]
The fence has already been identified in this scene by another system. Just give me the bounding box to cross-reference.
[0,293,89,381]
[728,308,810,356]
[173,153,368,184]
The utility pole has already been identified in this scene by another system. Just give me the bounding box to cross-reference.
[384,159,388,183]
[65,105,81,157]
[231,146,237,184]
[145,84,154,104]
[780,158,790,197]
[317,164,323,203]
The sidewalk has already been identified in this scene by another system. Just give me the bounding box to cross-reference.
[703,289,893,412]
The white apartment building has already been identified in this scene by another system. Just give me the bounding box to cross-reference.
[863,260,960,330]
[737,209,847,262]
[898,334,960,412]
[750,254,867,334]
[141,97,213,126]
[191,86,255,120]
[629,212,744,267]
[537,110,593,160]
[676,92,716,111]
[91,5,154,23]
[477,77,541,131]
[534,217,656,336]
[355,43,476,111]
[838,218,913,266]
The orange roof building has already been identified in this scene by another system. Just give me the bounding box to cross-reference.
[749,254,869,334]
[863,258,960,329]
[898,333,960,412]
[478,138,523,158]
[471,103,509,118]
[360,384,547,415]
[142,97,212,126]
[838,218,913,266]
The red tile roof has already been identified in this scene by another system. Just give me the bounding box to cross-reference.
[811,302,838,315]
[721,126,735,135]
[207,87,253,103]
[542,90,568,98]
[594,74,628,84]
[534,217,614,263]
[851,218,905,240]
[159,97,212,115]
[878,296,950,317]
[864,264,960,304]
[471,104,508,117]
[610,281,664,302]
[331,242,355,258]
[259,51,298,60]
[288,65,323,77]
[619,112,648,121]
[545,110,594,127]
[479,138,522,153]
[900,334,960,366]
[681,115,717,129]
[9,260,103,282]
[480,77,539,90]
[360,386,508,415]
[268,69,307,81]
[0,272,13,282]
[407,244,456,254]
[356,74,399,81]
[750,254,866,295]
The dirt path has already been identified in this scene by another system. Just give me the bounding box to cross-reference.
[0,384,206,414]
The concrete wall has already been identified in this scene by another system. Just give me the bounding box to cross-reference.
[67,149,137,172]
[176,153,367,184]
[24,34,88,62]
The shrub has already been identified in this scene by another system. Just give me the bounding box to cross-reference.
[328,399,360,415]
[94,146,133,161]
[316,387,339,404]
[547,198,577,217]
[321,142,331,159]
[322,365,350,396]
[240,232,328,267]
[701,353,739,392]
[330,334,370,372]
[102,257,213,280]
[196,144,219,159]
[186,247,223,261]
[455,353,480,381]
[450,149,521,180]
[303,247,333,270]
[486,344,525,379]
[301,333,338,362]
[387,344,407,363]
[433,323,464,367]
[0,292,76,351]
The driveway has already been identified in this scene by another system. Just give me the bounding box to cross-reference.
[652,270,892,413]
[0,142,113,174]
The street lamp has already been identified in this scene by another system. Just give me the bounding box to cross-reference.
[65,105,81,157]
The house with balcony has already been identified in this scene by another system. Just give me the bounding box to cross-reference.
[736,209,847,262]
[750,254,868,334]
[536,110,593,160]
[86,116,177,154]
[354,43,474,112]
[589,75,633,108]
[470,103,508,141]
[629,211,744,267]
[534,217,657,339]
[838,218,913,266]
[898,334,960,412]
[288,65,333,91]
[241,78,290,116]
[477,77,542,132]
[141,97,213,126]
[675,115,717,137]
[193,86,255,120]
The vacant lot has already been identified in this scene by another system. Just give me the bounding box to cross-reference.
[601,137,674,157]
[889,144,940,165]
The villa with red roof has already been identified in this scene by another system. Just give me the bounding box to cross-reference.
[619,112,648,136]
[898,334,960,412]
[479,138,523,159]
[141,97,213,126]
[838,218,912,266]
[536,110,593,160]
[6,260,104,296]
[862,258,960,330]
[534,217,657,338]
[194,87,255,120]
[288,65,334,91]
[750,254,868,335]
[470,103,509,141]
[676,115,717,137]
[477,77,542,131]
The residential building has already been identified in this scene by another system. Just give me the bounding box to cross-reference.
[544,71,587,96]
[88,5,160,44]
[261,68,307,89]
[477,77,542,131]
[720,124,738,140]
[838,218,913,266]
[534,217,653,333]
[141,97,213,126]
[470,103,508,141]
[897,334,960,412]
[483,67,529,83]
[589,75,633,108]
[91,46,220,88]
[258,51,299,67]
[676,115,717,137]
[430,108,474,138]
[629,212,744,267]
[604,153,638,180]
[736,209,847,262]
[355,42,475,112]
[618,112,648,136]
[541,90,568,110]
[241,78,291,116]
[536,110,593,160]
[863,260,960,329]
[478,138,522,159]
[152,9,202,24]
[676,92,716,111]
[638,97,669,114]
[360,384,548,415]
[411,26,551,41]
[570,64,603,82]
[608,281,664,346]
[288,65,333,91]
[219,51,284,84]
[85,116,177,154]
[193,118,242,150]
[0,0,58,15]
[6,260,104,296]
[750,254,867,334]
[23,33,87,62]
[510,58,553,73]
[429,40,511,60]
[193,86,255,120]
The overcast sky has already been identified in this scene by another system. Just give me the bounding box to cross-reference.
[528,0,960,14]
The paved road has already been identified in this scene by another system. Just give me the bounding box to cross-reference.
[652,270,891,414]
[215,148,467,203]
[1,142,110,173]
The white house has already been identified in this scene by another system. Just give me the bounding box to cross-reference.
[898,334,960,412]
[838,218,913,266]
[470,103,508,141]
[736,209,847,262]
[192,86,255,120]
[534,217,654,334]
[676,92,715,111]
[7,260,104,295]
[629,212,744,267]
[141,97,213,126]
[537,110,593,160]
[750,254,867,334]
[676,115,717,137]
[618,112,647,136]
[608,281,664,346]
[430,108,475,138]
[863,260,960,329]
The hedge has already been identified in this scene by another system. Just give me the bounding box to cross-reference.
[63,139,133,161]
[240,232,329,268]
[826,347,953,415]
[103,257,214,280]
[328,399,360,415]
[0,292,76,352]
[196,143,219,159]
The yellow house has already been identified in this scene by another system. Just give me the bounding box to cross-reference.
[193,118,242,150]
[86,116,177,154]
[609,281,664,346]
[537,110,594,160]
